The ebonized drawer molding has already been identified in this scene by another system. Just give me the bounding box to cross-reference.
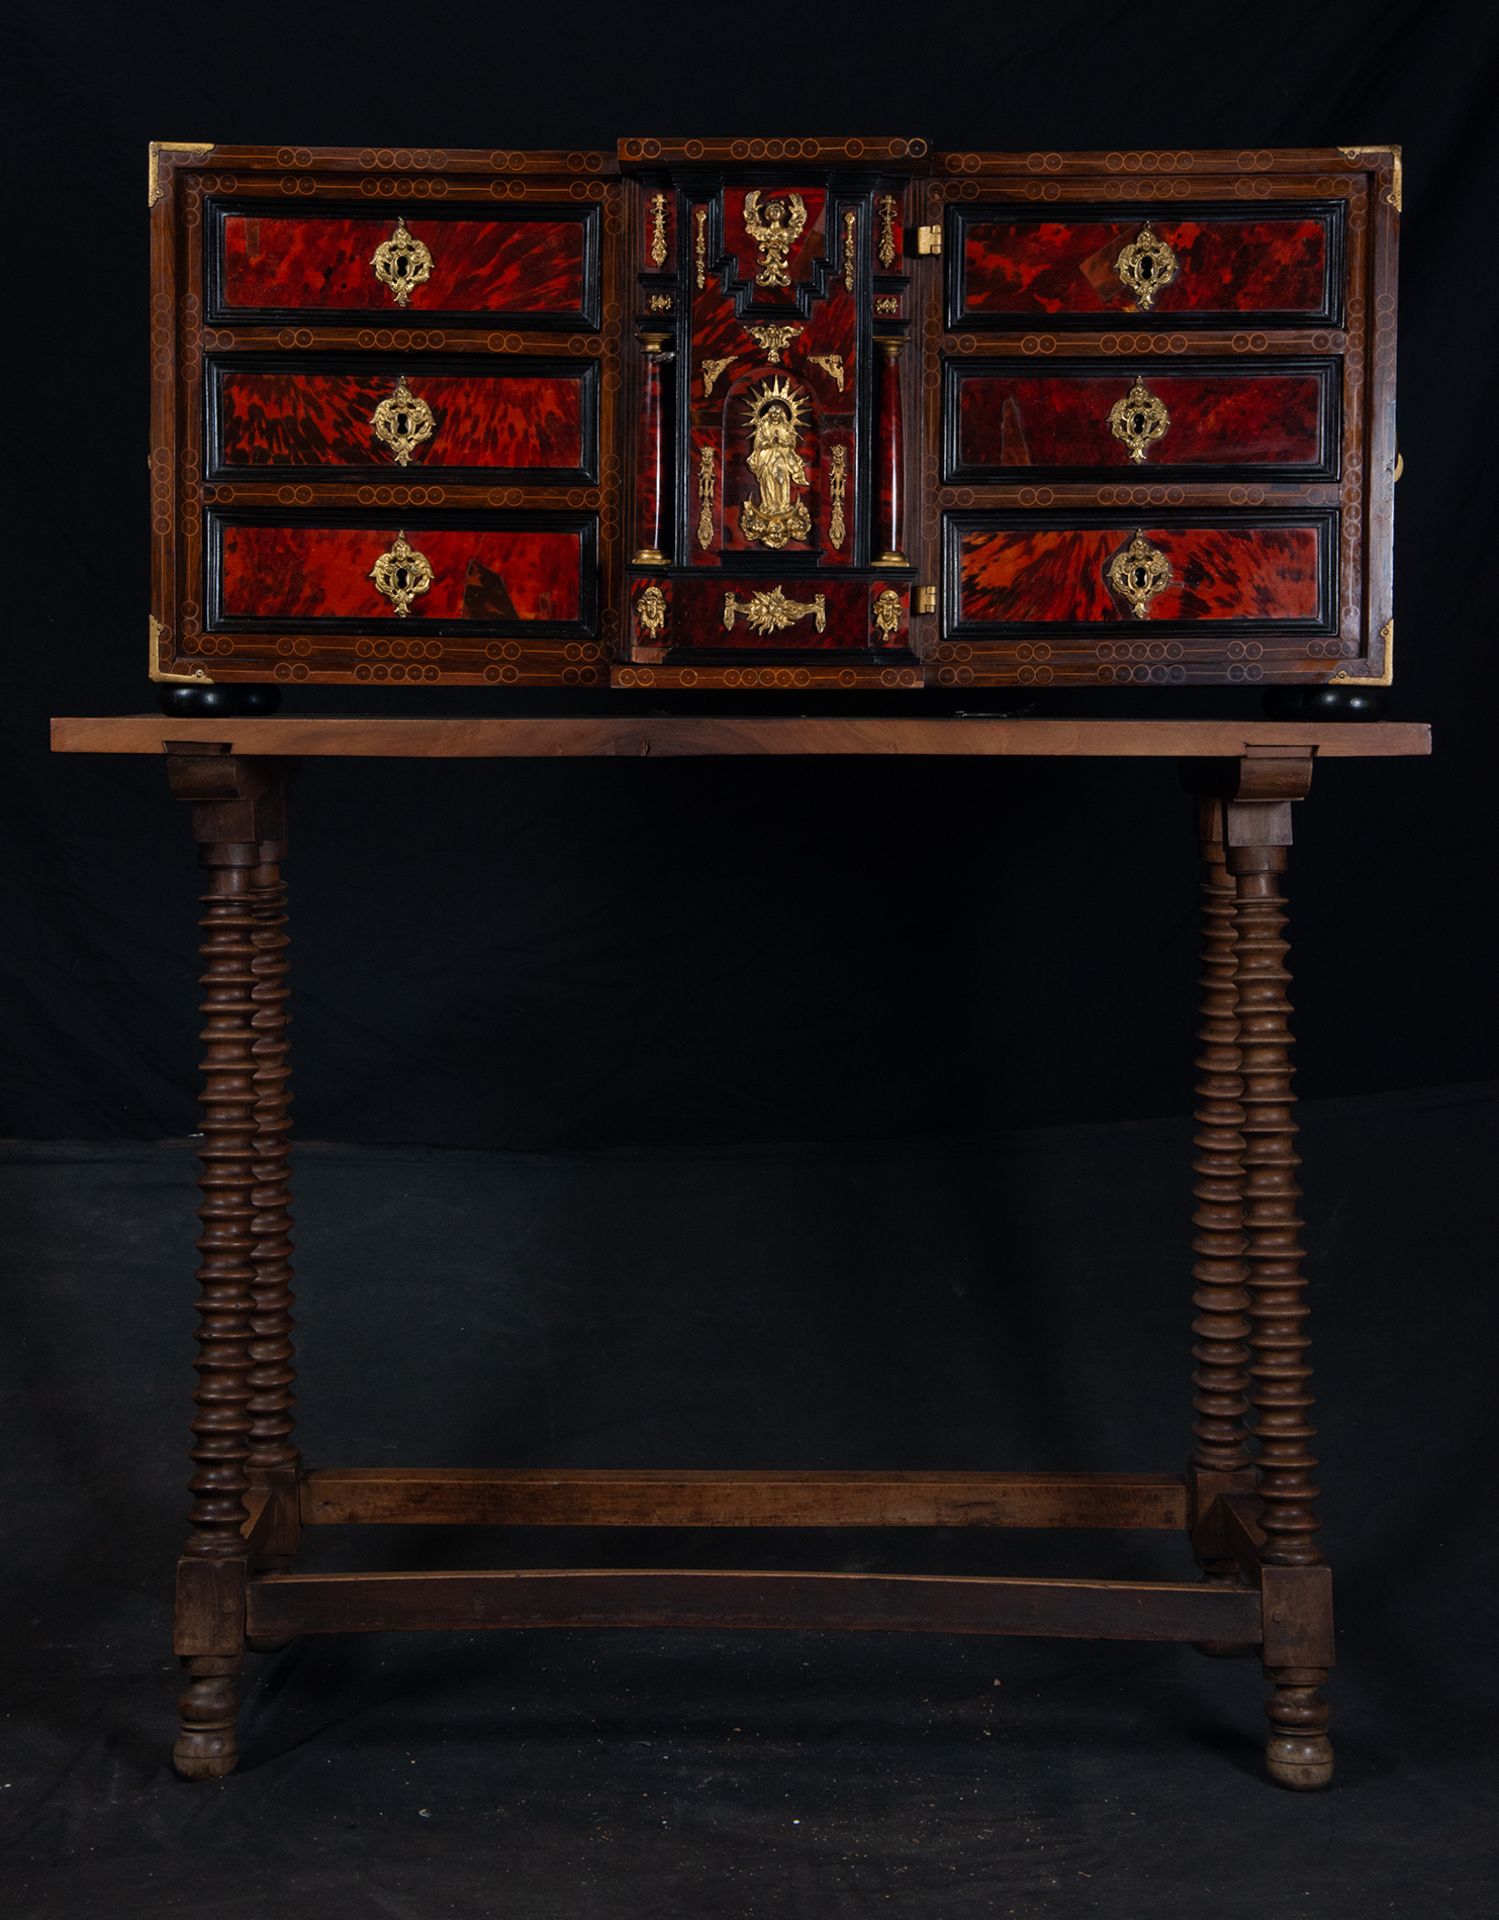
[946,200,1345,332]
[205,355,600,485]
[941,357,1341,485]
[206,200,603,329]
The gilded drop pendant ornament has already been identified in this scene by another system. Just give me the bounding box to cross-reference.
[636,582,667,639]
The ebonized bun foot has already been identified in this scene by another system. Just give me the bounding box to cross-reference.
[158,685,282,719]
[1263,686,1389,722]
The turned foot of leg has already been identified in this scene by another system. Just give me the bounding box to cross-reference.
[1264,1670,1333,1789]
[173,1654,243,1780]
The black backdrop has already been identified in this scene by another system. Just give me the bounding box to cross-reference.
[3,0,1494,1150]
[4,6,1498,1912]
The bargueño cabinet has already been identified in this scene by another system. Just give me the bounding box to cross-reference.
[148,137,1400,695]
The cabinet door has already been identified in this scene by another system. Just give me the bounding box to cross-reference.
[149,144,622,689]
[613,137,928,690]
[921,147,1399,689]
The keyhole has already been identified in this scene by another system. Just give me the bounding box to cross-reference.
[1139,254,1155,280]
[395,411,409,436]
[393,252,409,279]
[1131,410,1146,434]
[1132,566,1148,588]
[395,566,409,590]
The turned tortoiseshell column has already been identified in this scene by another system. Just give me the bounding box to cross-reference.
[871,335,909,569]
[167,751,296,1778]
[632,331,672,567]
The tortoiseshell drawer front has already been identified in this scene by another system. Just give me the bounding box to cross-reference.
[944,512,1337,637]
[208,203,600,326]
[948,203,1342,329]
[207,358,598,482]
[944,361,1339,482]
[207,512,596,637]
[628,576,914,657]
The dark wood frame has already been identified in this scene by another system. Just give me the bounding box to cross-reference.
[51,713,1430,1789]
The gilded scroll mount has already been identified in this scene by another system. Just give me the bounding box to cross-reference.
[746,324,802,364]
[369,530,434,616]
[1114,224,1178,312]
[723,586,827,635]
[1108,377,1170,464]
[1106,530,1172,620]
[370,377,437,467]
[371,218,434,308]
[743,190,807,288]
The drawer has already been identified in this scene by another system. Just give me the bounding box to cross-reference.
[944,360,1338,481]
[209,203,599,325]
[944,512,1336,634]
[948,202,1342,328]
[630,575,912,654]
[207,357,597,481]
[208,512,596,635]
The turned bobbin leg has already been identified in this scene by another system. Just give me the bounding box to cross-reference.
[1221,760,1334,1791]
[246,841,300,1570]
[1187,798,1256,1653]
[167,752,294,1779]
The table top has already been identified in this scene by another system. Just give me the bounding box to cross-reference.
[51,715,1432,760]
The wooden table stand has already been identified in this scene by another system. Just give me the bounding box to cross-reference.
[49,715,1430,1787]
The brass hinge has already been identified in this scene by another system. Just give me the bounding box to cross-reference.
[914,585,938,615]
[915,223,942,256]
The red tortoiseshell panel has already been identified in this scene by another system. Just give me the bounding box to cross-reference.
[214,368,588,471]
[954,370,1326,471]
[957,215,1329,317]
[958,524,1324,624]
[720,188,828,298]
[217,524,583,622]
[217,212,589,316]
